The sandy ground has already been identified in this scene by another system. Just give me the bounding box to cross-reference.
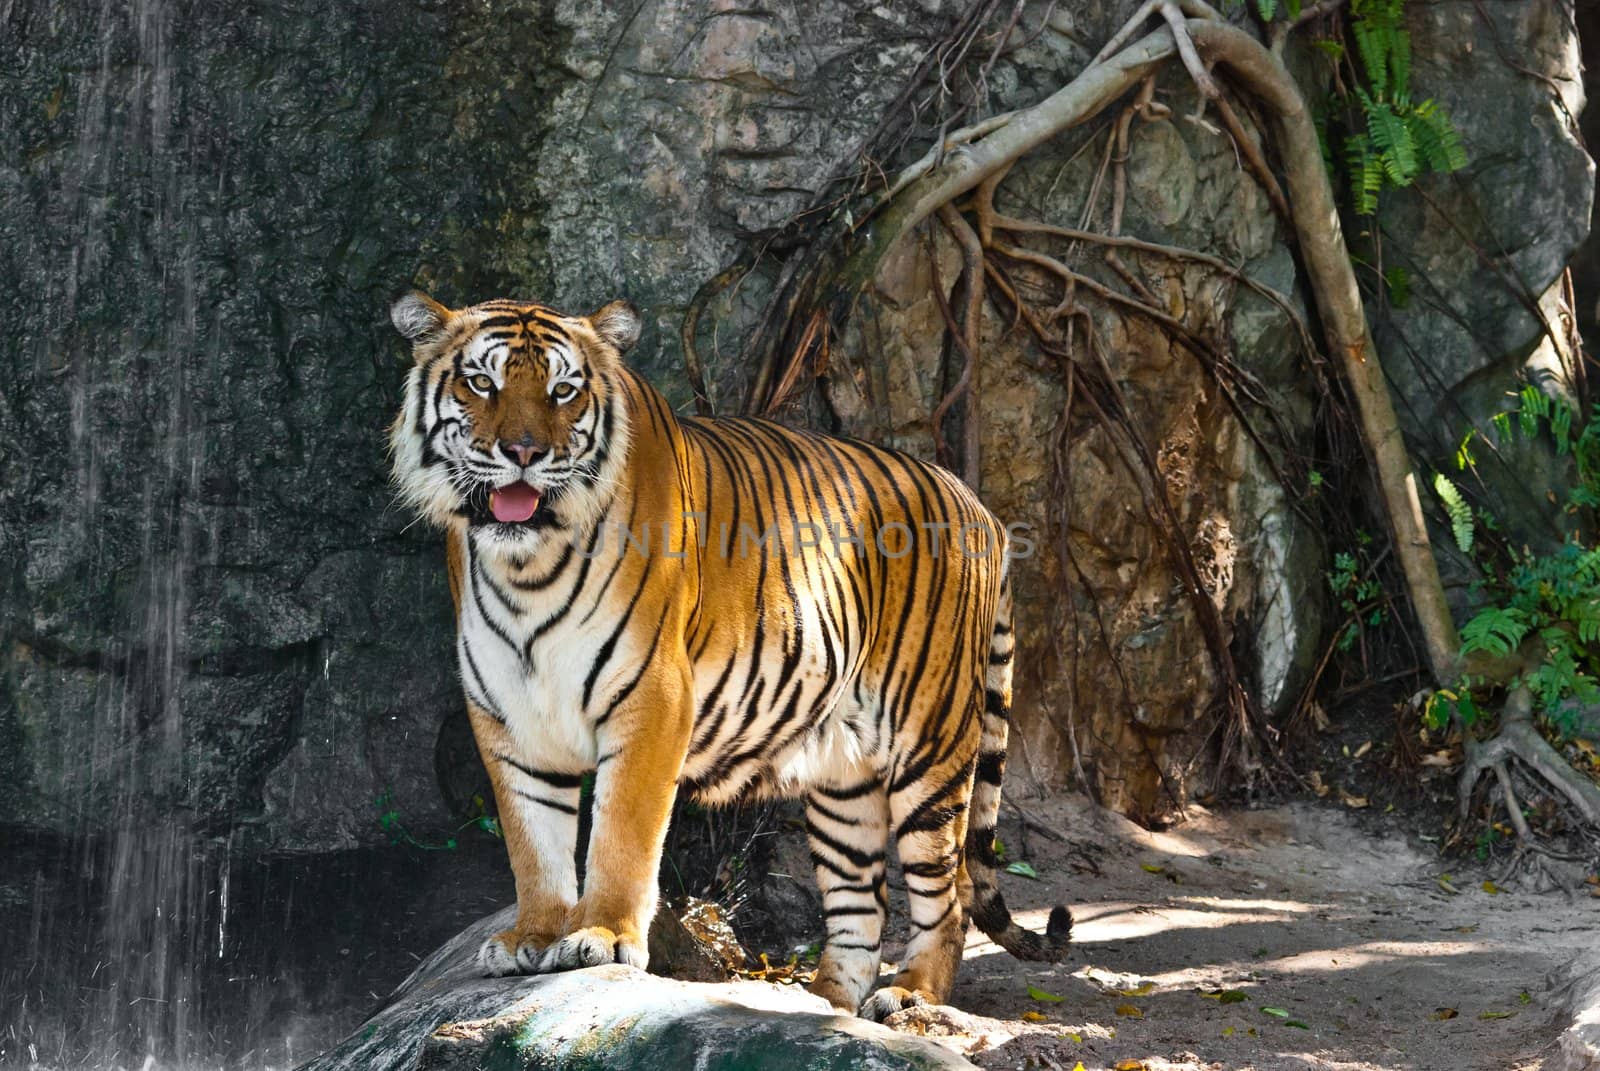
[842,797,1600,1071]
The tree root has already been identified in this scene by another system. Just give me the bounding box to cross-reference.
[1460,686,1600,828]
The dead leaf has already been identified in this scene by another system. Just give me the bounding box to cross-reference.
[1437,876,1460,895]
[1115,1003,1144,1018]
[1338,790,1369,809]
[1481,880,1500,895]
[1115,1061,1146,1071]
[1353,740,1373,759]
[1309,701,1331,732]
[1478,1010,1516,1020]
[1071,1064,1087,1071]
[1308,770,1331,798]
[1140,863,1165,874]
[1432,1007,1459,1020]
[1117,982,1157,997]
[1021,1010,1048,1022]
[1222,1025,1235,1036]
[1420,750,1456,767]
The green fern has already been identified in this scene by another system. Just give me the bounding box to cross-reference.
[1411,100,1467,172]
[1331,0,1465,214]
[1383,265,1411,308]
[1440,393,1600,738]
[1432,472,1474,554]
[1458,606,1529,657]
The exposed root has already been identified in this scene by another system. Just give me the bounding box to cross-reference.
[1460,687,1600,828]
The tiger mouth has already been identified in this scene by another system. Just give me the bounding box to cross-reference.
[463,480,552,527]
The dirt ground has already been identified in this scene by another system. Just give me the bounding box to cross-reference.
[829,796,1600,1071]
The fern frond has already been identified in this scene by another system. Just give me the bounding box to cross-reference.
[1389,19,1411,98]
[1458,606,1528,657]
[1256,0,1278,19]
[1363,94,1418,185]
[1384,264,1411,308]
[1352,18,1390,98]
[1344,133,1382,215]
[1412,100,1467,172]
[1433,472,1474,554]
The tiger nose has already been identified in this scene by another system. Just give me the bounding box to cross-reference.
[499,439,545,467]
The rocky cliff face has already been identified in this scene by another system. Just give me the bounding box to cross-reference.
[0,0,1590,845]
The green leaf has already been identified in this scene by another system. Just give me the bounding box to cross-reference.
[1458,607,1528,657]
[1432,473,1474,554]
[1005,860,1040,880]
[1261,1006,1291,1018]
[1256,0,1278,19]
[1384,265,1411,308]
[1028,984,1065,1003]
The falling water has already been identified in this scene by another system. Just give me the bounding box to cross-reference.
[0,0,535,1064]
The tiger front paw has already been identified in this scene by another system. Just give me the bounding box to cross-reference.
[859,985,930,1021]
[535,925,648,973]
[477,927,550,977]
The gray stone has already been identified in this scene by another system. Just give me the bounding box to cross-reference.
[299,907,974,1071]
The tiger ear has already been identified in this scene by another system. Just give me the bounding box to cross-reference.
[390,290,452,344]
[589,300,641,354]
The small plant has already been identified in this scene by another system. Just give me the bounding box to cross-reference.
[1428,387,1600,738]
[375,788,505,850]
[1308,0,1467,215]
[1328,532,1390,654]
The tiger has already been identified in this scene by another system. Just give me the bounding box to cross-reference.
[387,290,1072,1019]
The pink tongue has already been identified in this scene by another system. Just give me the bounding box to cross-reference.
[489,482,541,523]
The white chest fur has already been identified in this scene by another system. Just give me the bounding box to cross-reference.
[456,533,625,770]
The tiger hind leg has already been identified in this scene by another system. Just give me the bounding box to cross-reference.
[859,748,975,1021]
[804,777,889,1013]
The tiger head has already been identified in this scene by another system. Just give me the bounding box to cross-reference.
[388,292,641,548]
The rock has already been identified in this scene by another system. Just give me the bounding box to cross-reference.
[298,908,974,1071]
[1362,1,1593,587]
[1555,946,1600,1071]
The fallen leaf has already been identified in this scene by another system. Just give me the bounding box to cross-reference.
[1066,1032,1083,1043]
[1353,740,1373,759]
[1115,1061,1146,1071]
[1285,1019,1310,1029]
[1437,876,1460,895]
[1432,1007,1459,1021]
[1338,790,1369,809]
[1247,1027,1258,1037]
[1261,1007,1290,1018]
[1005,861,1040,880]
[1117,982,1157,997]
[1478,1010,1516,1020]
[1519,991,1532,1004]
[1482,880,1500,895]
[1028,984,1065,1003]
[1021,1010,1048,1022]
[1308,770,1331,797]
[1420,750,1456,767]
[1454,925,1478,934]
[1140,863,1165,874]
[1115,1003,1144,1018]
[1199,988,1250,1004]
[1222,1026,1235,1036]
[1072,1064,1087,1071]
